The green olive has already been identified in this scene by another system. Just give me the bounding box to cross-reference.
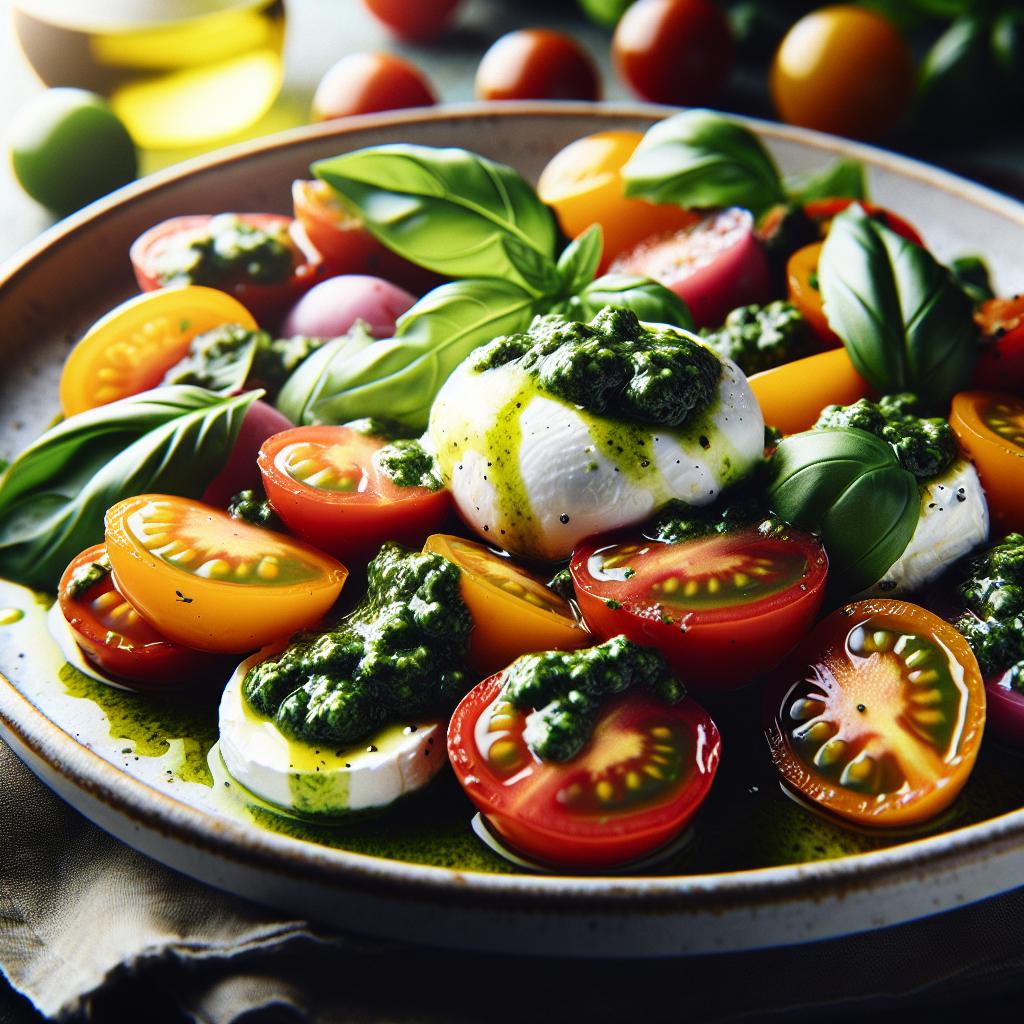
[9,88,137,215]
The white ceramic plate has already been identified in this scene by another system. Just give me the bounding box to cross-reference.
[3,103,1024,958]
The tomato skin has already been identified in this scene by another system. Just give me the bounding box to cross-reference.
[130,214,328,327]
[613,0,734,106]
[448,673,721,868]
[608,207,772,328]
[58,545,225,689]
[475,29,600,102]
[786,242,840,349]
[764,599,985,828]
[104,495,348,653]
[973,298,1024,395]
[362,0,460,41]
[749,347,870,436]
[803,198,923,249]
[260,427,451,565]
[311,52,436,121]
[950,391,1024,534]
[423,534,589,677]
[770,6,915,141]
[570,528,828,692]
[537,131,697,272]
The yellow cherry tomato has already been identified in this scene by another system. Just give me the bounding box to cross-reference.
[105,494,347,653]
[60,286,257,417]
[749,347,870,436]
[770,6,914,141]
[537,130,697,269]
[423,534,589,677]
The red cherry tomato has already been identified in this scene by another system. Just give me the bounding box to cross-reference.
[448,672,721,868]
[608,207,772,328]
[311,52,436,122]
[973,297,1024,394]
[259,426,451,565]
[475,29,600,102]
[612,0,734,106]
[58,545,226,689]
[362,0,460,42]
[130,214,328,327]
[571,526,828,691]
[803,198,924,248]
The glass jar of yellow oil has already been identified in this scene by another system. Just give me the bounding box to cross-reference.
[13,0,286,149]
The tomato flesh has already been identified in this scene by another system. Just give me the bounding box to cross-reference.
[58,545,224,688]
[423,534,588,677]
[764,600,985,828]
[448,673,721,868]
[260,427,451,565]
[105,494,348,653]
[571,527,828,691]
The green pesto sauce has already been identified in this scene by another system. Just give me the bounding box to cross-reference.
[59,663,216,786]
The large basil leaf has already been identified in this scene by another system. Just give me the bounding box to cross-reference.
[314,145,558,293]
[622,109,786,217]
[786,159,867,204]
[559,273,694,330]
[0,387,258,590]
[767,428,920,597]
[281,279,537,431]
[818,205,976,408]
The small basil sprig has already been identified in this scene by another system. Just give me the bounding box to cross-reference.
[314,144,559,294]
[0,386,258,590]
[818,205,976,408]
[767,428,920,597]
[554,273,693,328]
[621,109,866,217]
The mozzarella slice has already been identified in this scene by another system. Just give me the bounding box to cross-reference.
[218,650,445,816]
[863,458,989,596]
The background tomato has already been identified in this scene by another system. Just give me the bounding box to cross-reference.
[974,297,1024,394]
[770,5,915,140]
[311,52,436,121]
[612,0,734,106]
[475,29,600,102]
[362,0,460,41]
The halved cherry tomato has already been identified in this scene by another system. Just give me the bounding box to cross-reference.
[448,672,721,867]
[786,242,840,349]
[130,213,329,326]
[571,527,827,691]
[59,286,257,417]
[803,199,924,248]
[748,346,870,436]
[475,29,601,102]
[608,207,772,328]
[973,297,1024,394]
[260,427,451,565]
[950,391,1024,534]
[58,545,226,688]
[764,599,985,828]
[536,131,697,271]
[104,495,348,653]
[423,534,588,677]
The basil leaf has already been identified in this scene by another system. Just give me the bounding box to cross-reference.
[818,205,976,408]
[556,224,603,297]
[786,159,867,204]
[948,255,994,306]
[563,273,694,330]
[314,145,558,292]
[768,428,920,597]
[622,109,786,217]
[285,279,537,431]
[918,16,994,122]
[0,386,258,589]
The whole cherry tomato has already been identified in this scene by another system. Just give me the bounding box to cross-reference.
[311,53,436,122]
[361,0,460,42]
[475,29,600,102]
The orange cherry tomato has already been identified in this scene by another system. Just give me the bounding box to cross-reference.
[749,347,870,436]
[311,52,436,121]
[764,599,985,828]
[59,286,257,417]
[537,131,697,271]
[770,6,915,141]
[950,391,1024,534]
[104,495,348,653]
[423,534,589,678]
[786,242,840,348]
[475,29,600,102]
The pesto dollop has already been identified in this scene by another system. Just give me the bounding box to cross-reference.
[648,494,785,545]
[155,214,294,288]
[700,301,812,376]
[472,306,721,428]
[228,488,281,531]
[814,393,957,481]
[504,635,683,762]
[243,543,472,746]
[375,439,443,491]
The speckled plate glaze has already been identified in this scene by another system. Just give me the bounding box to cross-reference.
[3,104,1024,958]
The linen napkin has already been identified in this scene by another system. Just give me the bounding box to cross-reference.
[4,734,1024,1024]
